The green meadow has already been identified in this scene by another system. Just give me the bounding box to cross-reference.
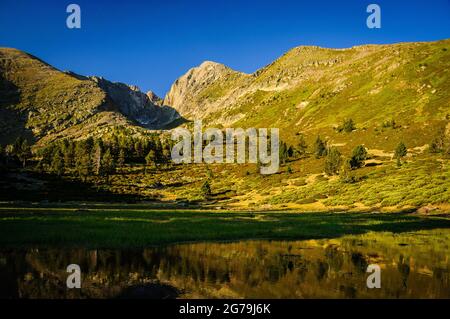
[0,206,449,248]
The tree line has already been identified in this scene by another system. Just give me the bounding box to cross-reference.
[0,131,173,183]
[36,134,173,181]
[1,122,448,185]
[0,137,32,169]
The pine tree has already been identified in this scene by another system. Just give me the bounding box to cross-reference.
[162,143,171,163]
[145,149,157,172]
[394,142,407,159]
[5,144,14,165]
[76,148,91,182]
[110,135,120,156]
[324,147,342,176]
[206,167,213,179]
[394,142,407,167]
[15,138,32,167]
[429,128,445,153]
[314,136,327,158]
[286,165,293,174]
[279,142,288,164]
[287,145,294,158]
[134,141,143,159]
[11,136,31,167]
[141,139,150,155]
[50,150,65,176]
[296,134,308,157]
[84,137,94,155]
[118,148,126,168]
[340,158,357,183]
[13,137,24,155]
[63,141,75,171]
[93,140,103,175]
[154,138,162,161]
[201,180,211,198]
[337,118,356,133]
[349,145,368,168]
[35,145,50,169]
[100,148,115,182]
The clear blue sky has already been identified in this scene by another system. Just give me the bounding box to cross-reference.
[1,0,449,97]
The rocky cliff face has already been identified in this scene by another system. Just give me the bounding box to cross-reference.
[163,61,248,120]
[90,76,179,129]
[146,90,163,106]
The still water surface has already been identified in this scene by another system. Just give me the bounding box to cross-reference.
[0,229,449,298]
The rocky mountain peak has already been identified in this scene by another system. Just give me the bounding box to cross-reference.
[197,60,227,70]
[146,90,162,106]
[163,60,238,113]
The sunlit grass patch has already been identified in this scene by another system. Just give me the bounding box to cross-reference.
[0,206,449,248]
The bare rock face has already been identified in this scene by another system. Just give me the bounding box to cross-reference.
[146,90,163,106]
[90,77,180,129]
[163,61,238,117]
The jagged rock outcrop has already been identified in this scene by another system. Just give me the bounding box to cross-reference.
[146,90,163,106]
[89,76,180,129]
[163,61,248,119]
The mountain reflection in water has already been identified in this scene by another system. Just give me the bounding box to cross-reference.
[0,229,449,299]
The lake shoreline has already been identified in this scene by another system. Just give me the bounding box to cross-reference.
[1,199,449,214]
[1,204,450,249]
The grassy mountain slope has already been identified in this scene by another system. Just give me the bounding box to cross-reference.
[1,41,449,211]
[0,48,114,144]
[0,48,176,146]
[134,39,448,211]
[166,40,450,149]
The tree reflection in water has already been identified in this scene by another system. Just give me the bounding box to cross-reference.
[0,229,449,299]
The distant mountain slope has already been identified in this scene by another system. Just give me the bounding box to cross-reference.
[0,48,181,146]
[164,39,449,147]
[1,40,448,151]
[0,48,110,144]
[163,61,250,119]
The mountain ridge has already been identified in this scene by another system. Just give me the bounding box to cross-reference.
[1,39,449,150]
[0,41,449,211]
[162,39,449,149]
[0,48,182,146]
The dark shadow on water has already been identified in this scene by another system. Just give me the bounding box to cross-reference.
[115,283,180,299]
